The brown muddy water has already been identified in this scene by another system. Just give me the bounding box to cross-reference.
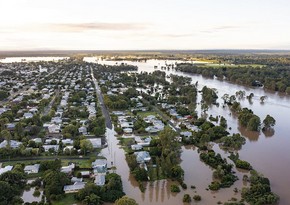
[85,58,290,204]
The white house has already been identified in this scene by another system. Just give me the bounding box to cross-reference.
[43,145,59,152]
[61,163,75,174]
[0,165,13,175]
[134,151,151,164]
[92,159,107,174]
[78,126,88,135]
[23,112,33,119]
[88,138,102,148]
[0,140,22,149]
[64,182,86,193]
[94,174,105,186]
[24,164,40,174]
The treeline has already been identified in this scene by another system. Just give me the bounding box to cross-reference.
[176,63,290,94]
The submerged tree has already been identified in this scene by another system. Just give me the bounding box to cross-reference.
[262,115,276,130]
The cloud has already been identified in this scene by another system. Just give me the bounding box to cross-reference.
[45,22,150,32]
[201,25,241,34]
[161,33,194,38]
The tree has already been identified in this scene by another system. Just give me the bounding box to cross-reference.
[183,194,191,203]
[62,124,78,137]
[80,139,94,155]
[43,170,70,197]
[83,194,102,205]
[260,96,267,103]
[0,170,27,192]
[114,196,138,205]
[0,90,9,101]
[247,115,261,131]
[263,115,276,130]
[0,181,15,205]
[0,130,11,147]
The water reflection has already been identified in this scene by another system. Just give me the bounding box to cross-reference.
[238,126,260,141]
[261,128,275,138]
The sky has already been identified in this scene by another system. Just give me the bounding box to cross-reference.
[1,0,290,50]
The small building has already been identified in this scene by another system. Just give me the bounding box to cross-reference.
[78,126,88,135]
[80,171,90,177]
[94,174,105,186]
[0,140,22,149]
[131,144,143,151]
[23,112,33,119]
[123,128,133,134]
[134,151,151,164]
[61,163,75,174]
[71,177,83,183]
[64,182,86,193]
[24,164,40,174]
[180,131,192,138]
[0,165,13,175]
[43,145,59,152]
[6,123,15,131]
[92,159,107,174]
[62,139,74,145]
[88,138,102,148]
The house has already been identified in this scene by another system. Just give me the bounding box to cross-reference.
[80,171,90,177]
[0,140,22,149]
[92,159,107,174]
[32,138,42,144]
[134,151,151,163]
[24,164,40,174]
[94,174,105,186]
[43,145,59,152]
[62,139,74,145]
[135,136,152,147]
[71,177,83,183]
[45,138,60,144]
[78,126,88,135]
[29,107,38,114]
[6,123,15,131]
[0,165,13,175]
[64,182,86,193]
[180,131,192,138]
[131,144,143,151]
[61,163,75,174]
[123,128,133,134]
[51,117,62,125]
[63,146,74,152]
[23,112,33,119]
[48,124,60,134]
[88,138,102,148]
[0,108,7,115]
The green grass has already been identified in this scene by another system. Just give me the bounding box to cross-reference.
[137,111,158,118]
[52,194,80,205]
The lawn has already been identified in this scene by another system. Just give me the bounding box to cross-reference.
[137,111,158,118]
[52,193,80,205]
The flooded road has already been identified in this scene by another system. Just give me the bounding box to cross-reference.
[86,57,290,204]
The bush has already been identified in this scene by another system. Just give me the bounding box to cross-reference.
[183,194,191,203]
[193,195,201,201]
[181,182,187,189]
[170,184,180,193]
[208,181,220,190]
[33,190,41,197]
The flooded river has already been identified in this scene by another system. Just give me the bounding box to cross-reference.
[83,57,290,204]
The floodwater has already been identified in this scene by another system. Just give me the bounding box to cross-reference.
[85,57,290,204]
[22,179,43,203]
